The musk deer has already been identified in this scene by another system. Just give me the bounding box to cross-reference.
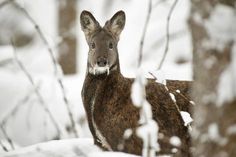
[80,10,193,157]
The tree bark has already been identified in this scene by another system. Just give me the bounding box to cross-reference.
[189,0,236,156]
[58,0,77,74]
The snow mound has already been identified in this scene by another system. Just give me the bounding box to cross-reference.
[0,138,141,157]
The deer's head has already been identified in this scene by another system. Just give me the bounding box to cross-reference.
[80,10,125,75]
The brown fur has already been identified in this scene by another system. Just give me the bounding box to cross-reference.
[80,10,193,157]
[82,71,192,156]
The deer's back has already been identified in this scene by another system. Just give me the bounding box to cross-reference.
[87,74,192,156]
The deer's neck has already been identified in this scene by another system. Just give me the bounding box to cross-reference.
[82,68,122,151]
[84,70,121,92]
[82,61,122,105]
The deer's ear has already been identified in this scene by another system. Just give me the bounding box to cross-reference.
[80,10,100,36]
[105,11,126,38]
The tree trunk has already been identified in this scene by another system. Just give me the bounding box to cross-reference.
[58,0,77,74]
[189,0,236,156]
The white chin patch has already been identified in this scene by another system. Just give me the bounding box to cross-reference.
[89,65,110,75]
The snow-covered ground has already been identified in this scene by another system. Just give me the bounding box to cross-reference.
[0,138,139,157]
[0,0,192,155]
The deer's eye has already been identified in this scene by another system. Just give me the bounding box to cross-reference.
[109,42,113,49]
[91,42,95,49]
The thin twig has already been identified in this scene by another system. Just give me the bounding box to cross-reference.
[0,124,14,150]
[157,0,178,70]
[11,2,79,137]
[0,140,8,152]
[148,72,157,80]
[12,41,63,138]
[0,0,14,9]
[0,84,40,126]
[138,0,152,67]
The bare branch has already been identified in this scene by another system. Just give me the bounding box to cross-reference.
[0,83,40,126]
[0,124,14,150]
[12,41,63,138]
[0,140,8,152]
[0,0,14,9]
[157,0,179,70]
[148,72,157,80]
[11,2,79,137]
[138,0,152,67]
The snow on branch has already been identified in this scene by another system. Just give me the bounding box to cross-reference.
[129,1,160,156]
[149,70,194,132]
[3,0,79,137]
[131,69,160,157]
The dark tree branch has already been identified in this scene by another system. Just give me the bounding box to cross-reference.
[0,0,14,9]
[0,124,14,150]
[0,140,8,152]
[138,0,152,68]
[157,0,178,70]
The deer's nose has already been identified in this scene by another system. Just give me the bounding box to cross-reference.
[97,57,108,67]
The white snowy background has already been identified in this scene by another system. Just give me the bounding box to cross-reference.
[0,0,193,156]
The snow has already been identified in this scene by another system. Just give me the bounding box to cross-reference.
[189,101,195,106]
[169,93,176,103]
[123,129,133,139]
[208,123,227,146]
[180,111,193,127]
[216,63,236,106]
[0,138,99,157]
[226,124,236,136]
[0,138,139,157]
[136,119,160,157]
[202,4,236,107]
[0,46,13,62]
[132,69,160,157]
[171,148,178,153]
[204,4,236,52]
[131,69,147,108]
[0,138,141,157]
[169,136,181,147]
[149,70,166,85]
[203,55,217,69]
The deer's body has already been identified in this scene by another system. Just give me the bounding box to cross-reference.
[80,11,192,156]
